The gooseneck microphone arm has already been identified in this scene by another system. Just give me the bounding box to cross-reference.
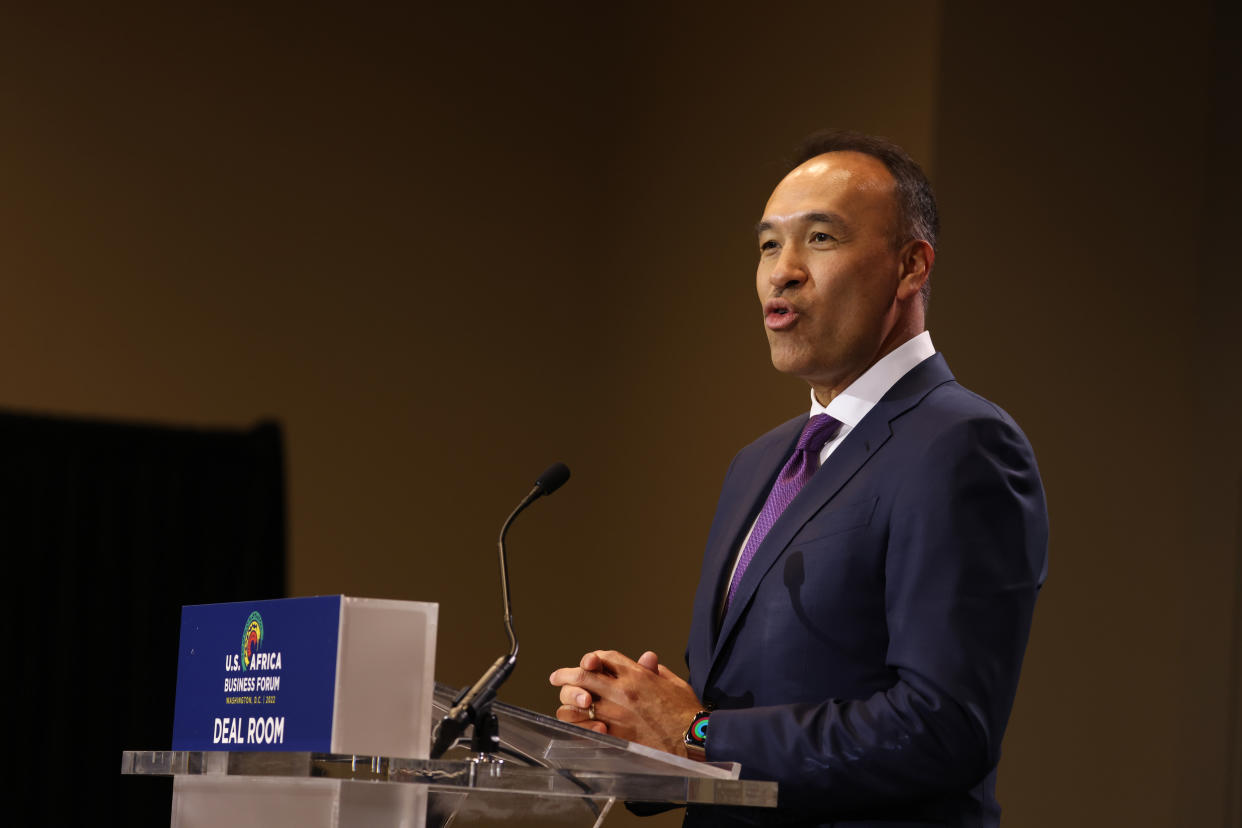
[429,462,571,760]
[498,461,571,659]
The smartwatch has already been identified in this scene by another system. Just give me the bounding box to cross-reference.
[683,710,711,760]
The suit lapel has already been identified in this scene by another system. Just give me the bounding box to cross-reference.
[686,415,805,686]
[706,354,956,679]
[702,417,806,603]
[710,413,892,665]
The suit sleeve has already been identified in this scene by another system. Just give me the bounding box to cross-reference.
[703,412,1049,813]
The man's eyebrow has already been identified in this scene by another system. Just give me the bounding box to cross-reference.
[754,211,849,235]
[804,211,848,227]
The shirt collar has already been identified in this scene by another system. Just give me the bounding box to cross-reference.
[810,331,936,426]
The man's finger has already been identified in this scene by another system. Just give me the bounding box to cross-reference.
[637,651,660,671]
[554,704,609,735]
[557,684,595,708]
[556,704,591,722]
[591,649,640,676]
[549,666,609,696]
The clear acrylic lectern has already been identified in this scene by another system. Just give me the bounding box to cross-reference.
[123,682,778,827]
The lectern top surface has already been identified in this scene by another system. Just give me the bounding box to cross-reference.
[432,683,739,781]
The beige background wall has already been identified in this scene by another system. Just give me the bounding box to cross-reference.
[4,2,1238,825]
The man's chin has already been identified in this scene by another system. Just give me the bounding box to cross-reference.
[769,352,836,398]
[767,348,810,378]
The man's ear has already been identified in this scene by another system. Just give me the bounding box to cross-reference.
[896,239,934,301]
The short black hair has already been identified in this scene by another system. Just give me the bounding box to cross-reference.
[792,129,938,303]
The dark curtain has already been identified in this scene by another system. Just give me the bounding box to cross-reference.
[3,411,286,826]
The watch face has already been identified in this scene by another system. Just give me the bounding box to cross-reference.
[687,712,710,746]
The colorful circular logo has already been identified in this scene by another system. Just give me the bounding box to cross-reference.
[242,611,264,671]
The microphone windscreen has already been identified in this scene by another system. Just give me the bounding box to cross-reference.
[535,462,571,495]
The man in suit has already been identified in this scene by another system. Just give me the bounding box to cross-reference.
[550,130,1048,827]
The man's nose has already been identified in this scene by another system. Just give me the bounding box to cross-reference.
[769,246,807,290]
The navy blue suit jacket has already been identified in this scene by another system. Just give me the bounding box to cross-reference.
[684,355,1048,827]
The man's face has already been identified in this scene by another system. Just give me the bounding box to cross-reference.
[756,151,908,400]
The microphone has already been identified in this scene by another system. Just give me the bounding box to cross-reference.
[534,462,570,496]
[429,462,571,759]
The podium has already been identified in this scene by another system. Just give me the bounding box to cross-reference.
[121,596,777,826]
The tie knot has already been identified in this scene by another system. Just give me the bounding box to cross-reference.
[797,414,841,453]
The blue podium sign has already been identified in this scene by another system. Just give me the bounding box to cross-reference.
[172,595,342,751]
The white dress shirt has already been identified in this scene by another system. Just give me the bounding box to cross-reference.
[809,330,936,465]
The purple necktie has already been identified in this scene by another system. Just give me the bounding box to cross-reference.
[725,413,843,611]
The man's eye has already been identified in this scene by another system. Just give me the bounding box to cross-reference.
[811,232,835,243]
[759,240,778,252]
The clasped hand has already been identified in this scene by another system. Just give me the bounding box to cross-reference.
[548,649,703,758]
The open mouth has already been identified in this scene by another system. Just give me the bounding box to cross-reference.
[764,300,798,330]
